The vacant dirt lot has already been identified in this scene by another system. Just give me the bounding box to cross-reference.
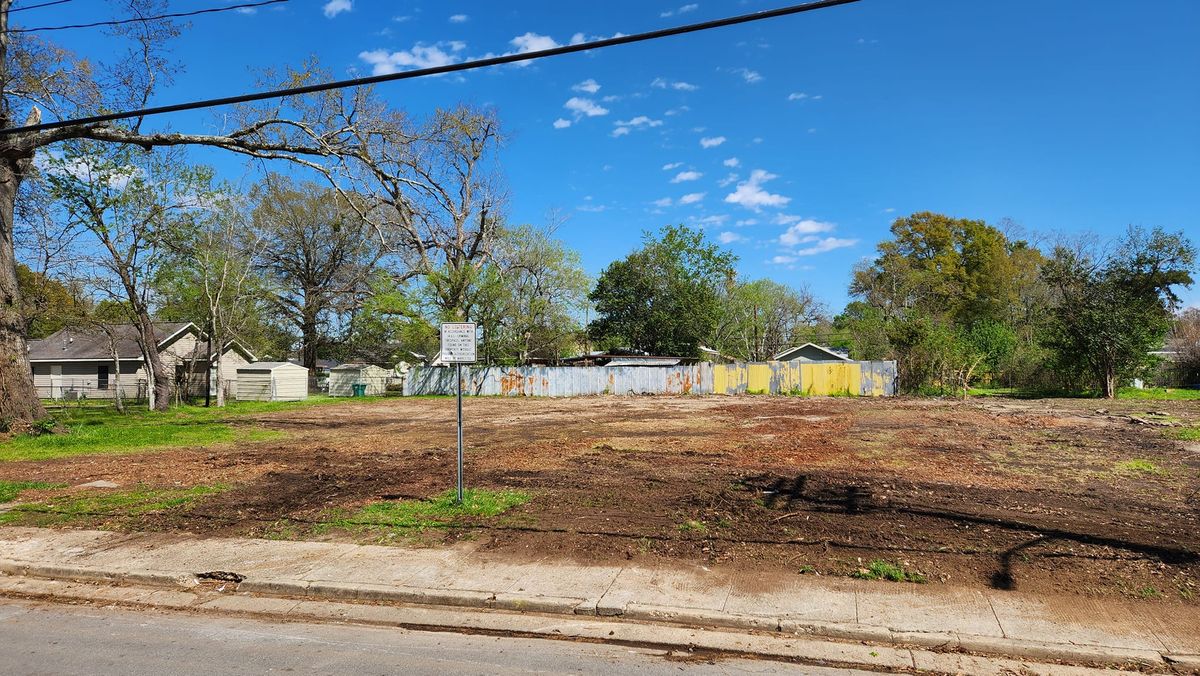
[3,395,1198,603]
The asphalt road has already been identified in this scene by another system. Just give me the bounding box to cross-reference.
[0,599,879,675]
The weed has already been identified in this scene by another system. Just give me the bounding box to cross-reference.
[677,519,707,534]
[0,480,63,503]
[1171,426,1200,442]
[797,565,816,574]
[1114,459,1166,475]
[1118,387,1200,401]
[852,559,927,583]
[1138,586,1162,600]
[0,484,224,526]
[332,488,531,531]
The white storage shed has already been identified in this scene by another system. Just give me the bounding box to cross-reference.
[236,362,309,401]
[328,363,391,397]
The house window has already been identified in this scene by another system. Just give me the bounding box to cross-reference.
[97,365,109,391]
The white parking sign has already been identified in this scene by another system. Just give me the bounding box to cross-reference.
[440,322,477,364]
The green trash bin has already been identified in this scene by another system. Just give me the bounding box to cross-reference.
[352,382,367,397]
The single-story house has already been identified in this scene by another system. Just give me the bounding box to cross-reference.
[237,362,309,401]
[27,322,255,401]
[772,343,852,362]
[328,363,392,396]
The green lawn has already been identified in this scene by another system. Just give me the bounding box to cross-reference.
[0,484,224,526]
[1116,387,1200,401]
[969,386,1200,401]
[0,480,63,502]
[328,488,531,531]
[1,395,381,462]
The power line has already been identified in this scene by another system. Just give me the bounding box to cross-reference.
[4,0,287,33]
[0,0,861,136]
[10,0,75,13]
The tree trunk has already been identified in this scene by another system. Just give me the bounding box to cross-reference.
[1102,371,1117,399]
[0,157,46,423]
[133,310,171,411]
[213,326,226,407]
[301,310,318,372]
[108,337,124,414]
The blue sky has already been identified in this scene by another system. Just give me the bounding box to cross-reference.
[23,0,1200,311]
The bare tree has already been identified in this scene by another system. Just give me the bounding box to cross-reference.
[0,1,388,421]
[251,176,385,371]
[42,141,210,410]
[169,191,266,406]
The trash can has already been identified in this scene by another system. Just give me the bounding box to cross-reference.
[352,382,367,397]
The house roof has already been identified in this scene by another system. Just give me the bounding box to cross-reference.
[238,361,307,372]
[330,362,388,371]
[27,322,194,362]
[772,343,852,362]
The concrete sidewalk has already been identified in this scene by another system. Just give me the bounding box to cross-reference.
[0,526,1195,671]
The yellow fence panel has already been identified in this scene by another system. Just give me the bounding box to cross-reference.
[747,363,771,394]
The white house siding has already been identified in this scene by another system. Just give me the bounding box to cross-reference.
[31,361,145,400]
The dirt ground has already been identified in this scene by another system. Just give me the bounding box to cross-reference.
[2,395,1198,603]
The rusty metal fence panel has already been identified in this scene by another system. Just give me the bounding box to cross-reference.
[404,360,895,398]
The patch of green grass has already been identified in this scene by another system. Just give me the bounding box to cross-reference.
[1170,426,1200,442]
[331,488,531,531]
[851,559,927,584]
[0,484,223,526]
[0,480,63,503]
[677,519,707,534]
[1114,459,1166,475]
[1138,586,1162,600]
[1118,387,1200,401]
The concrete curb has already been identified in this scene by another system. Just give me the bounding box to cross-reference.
[0,560,1175,672]
[0,574,1156,676]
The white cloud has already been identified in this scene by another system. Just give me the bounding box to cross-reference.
[601,94,621,102]
[693,214,728,227]
[572,78,601,94]
[662,162,683,171]
[449,13,468,23]
[724,169,790,211]
[679,192,706,205]
[771,255,798,265]
[612,115,662,137]
[788,237,859,256]
[564,97,609,118]
[778,219,835,245]
[664,106,689,116]
[359,43,462,75]
[577,204,606,213]
[671,170,702,183]
[651,77,698,91]
[735,218,758,227]
[699,136,726,149]
[660,3,699,18]
[652,197,673,207]
[322,0,351,18]
[616,115,662,128]
[717,173,738,187]
[552,118,571,129]
[787,92,808,101]
[733,67,763,84]
[723,157,739,168]
[717,231,743,244]
[511,32,560,53]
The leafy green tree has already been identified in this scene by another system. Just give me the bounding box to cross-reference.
[15,264,86,338]
[713,279,822,361]
[589,225,736,357]
[1042,227,1195,398]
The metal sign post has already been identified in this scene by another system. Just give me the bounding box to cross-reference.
[440,322,477,504]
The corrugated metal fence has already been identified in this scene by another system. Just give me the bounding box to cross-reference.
[404,360,896,397]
